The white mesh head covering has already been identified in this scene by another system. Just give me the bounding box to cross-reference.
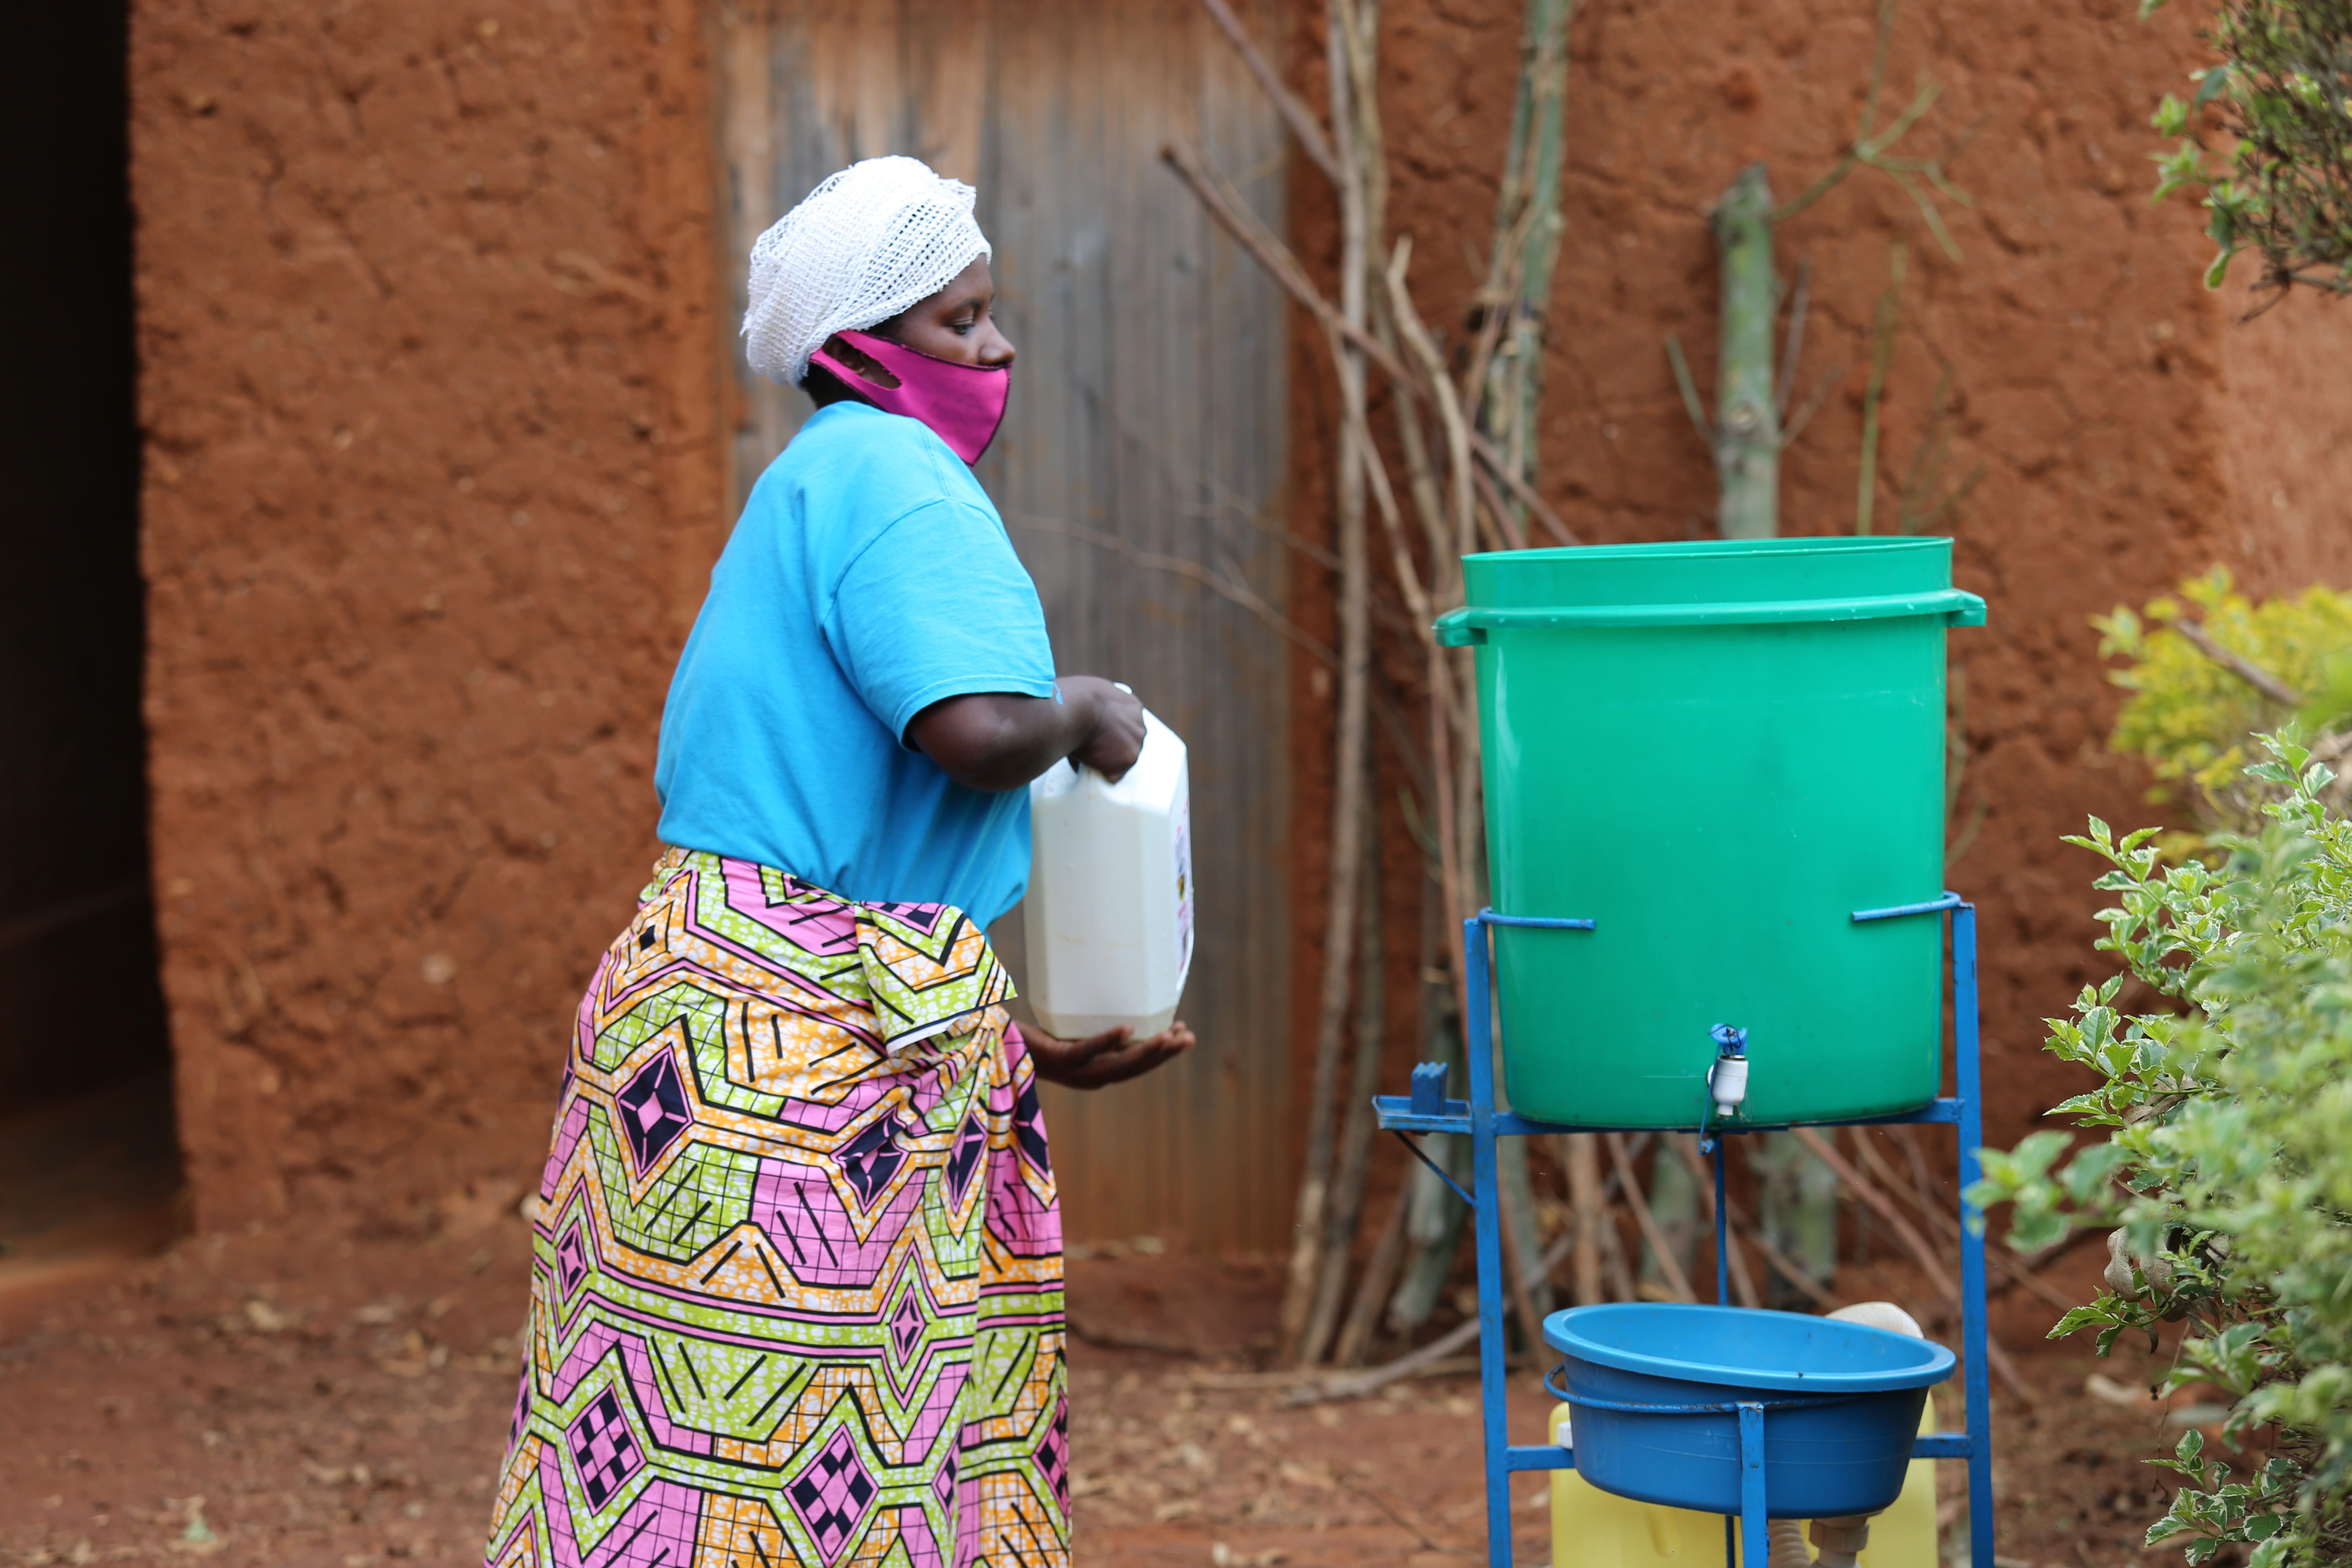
[742,156,993,386]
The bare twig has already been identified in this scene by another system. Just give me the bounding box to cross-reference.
[1556,1135,1604,1305]
[1005,512,1336,666]
[1604,1134,1697,1303]
[1895,1123,1944,1222]
[1852,1129,2077,1313]
[1305,1311,1479,1403]
[1165,139,1334,328]
[1478,433,1579,546]
[1470,462,1527,553]
[1779,361,1847,448]
[1065,1310,1198,1356]
[1769,0,1970,260]
[1385,376,1451,570]
[1384,239,1477,563]
[1854,1126,1961,1248]
[1855,241,1907,535]
[1601,1187,1639,1303]
[1301,809,1392,1365]
[2172,618,2305,707]
[1335,1470,1477,1559]
[1192,0,1342,184]
[1791,1126,2031,1403]
[1492,1158,1551,1374]
[1290,1226,1576,1404]
[1395,234,1565,575]
[1333,1176,1411,1367]
[1280,0,1378,1363]
[1665,336,1713,444]
[1350,425,1435,629]
[1776,258,1815,419]
[1186,1356,1477,1391]
[1666,1137,1762,1309]
[1473,0,1577,532]
[1457,196,1542,416]
[1162,141,1580,546]
[1359,281,1475,988]
[1792,1127,1953,1298]
[1753,1235,1839,1308]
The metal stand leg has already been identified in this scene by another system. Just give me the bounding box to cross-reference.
[1955,903,1995,1568]
[1737,1402,1769,1568]
[1465,919,1515,1568]
[1400,900,1993,1568]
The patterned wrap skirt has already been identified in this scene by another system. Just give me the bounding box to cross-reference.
[485,849,1069,1568]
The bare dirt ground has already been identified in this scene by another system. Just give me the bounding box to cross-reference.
[0,1076,2207,1568]
[0,1187,2210,1568]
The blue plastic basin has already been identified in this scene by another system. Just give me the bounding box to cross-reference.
[1544,1303,1956,1518]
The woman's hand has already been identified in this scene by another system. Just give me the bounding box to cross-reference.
[1058,676,1144,778]
[1025,1020,1194,1089]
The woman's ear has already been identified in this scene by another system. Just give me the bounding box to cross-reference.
[822,334,903,389]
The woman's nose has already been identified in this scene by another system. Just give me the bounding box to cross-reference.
[980,320,1016,367]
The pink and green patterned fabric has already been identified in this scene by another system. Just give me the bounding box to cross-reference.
[486,849,1069,1568]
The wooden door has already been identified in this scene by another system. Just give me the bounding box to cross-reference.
[714,0,1293,1251]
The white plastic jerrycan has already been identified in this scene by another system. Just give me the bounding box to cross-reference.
[1022,707,1193,1040]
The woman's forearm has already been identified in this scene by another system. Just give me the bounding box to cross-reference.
[905,676,1143,792]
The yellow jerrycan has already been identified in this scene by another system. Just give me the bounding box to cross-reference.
[1549,1302,1942,1567]
[1546,1404,1938,1566]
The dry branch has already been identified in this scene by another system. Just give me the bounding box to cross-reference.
[1279,0,1380,1363]
[1300,812,1392,1365]
[1160,142,1579,547]
[1605,1134,1697,1303]
[1333,1179,1410,1367]
[1289,1225,1577,1405]
[1383,240,1477,564]
[1193,0,1341,184]
[1175,0,1590,1379]
[2174,618,2305,707]
[1850,1129,2078,1314]
[1790,1126,2030,1402]
[1005,511,1335,666]
[1560,1135,1605,1305]
[1665,1136,1762,1309]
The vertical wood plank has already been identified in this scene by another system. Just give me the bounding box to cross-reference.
[712,0,1292,1252]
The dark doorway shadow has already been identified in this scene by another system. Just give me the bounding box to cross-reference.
[0,0,181,1287]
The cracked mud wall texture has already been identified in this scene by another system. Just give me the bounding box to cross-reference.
[133,0,727,1231]
[1275,0,2352,1153]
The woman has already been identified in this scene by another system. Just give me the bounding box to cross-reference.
[486,156,1192,1568]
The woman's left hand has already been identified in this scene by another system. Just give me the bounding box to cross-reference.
[1025,1020,1195,1090]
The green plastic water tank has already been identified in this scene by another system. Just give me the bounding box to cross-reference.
[1434,536,1984,1129]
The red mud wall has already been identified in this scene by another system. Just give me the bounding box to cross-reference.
[135,0,2352,1237]
[2217,309,2352,592]
[1280,0,2352,1151]
[132,0,727,1231]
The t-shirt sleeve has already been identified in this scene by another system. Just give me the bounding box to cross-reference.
[826,497,1059,744]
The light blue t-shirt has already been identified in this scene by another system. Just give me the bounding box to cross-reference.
[654,402,1058,925]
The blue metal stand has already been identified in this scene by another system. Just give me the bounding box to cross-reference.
[1372,894,1996,1568]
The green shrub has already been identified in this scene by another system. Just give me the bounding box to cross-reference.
[2144,0,2352,296]
[2096,567,2352,836]
[1972,736,2352,1565]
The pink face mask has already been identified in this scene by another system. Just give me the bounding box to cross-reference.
[806,329,1010,465]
